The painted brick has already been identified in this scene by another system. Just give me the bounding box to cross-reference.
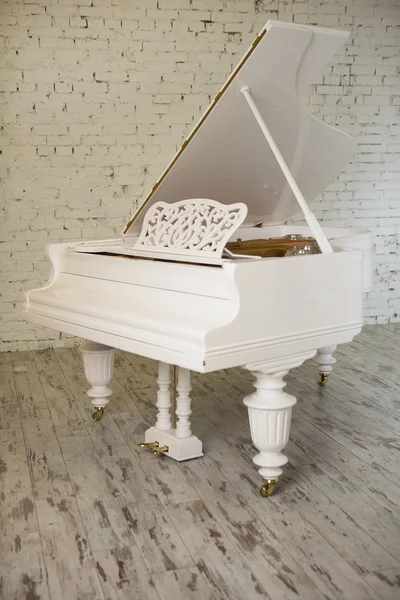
[0,0,399,351]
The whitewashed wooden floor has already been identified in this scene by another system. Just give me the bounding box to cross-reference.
[1,325,400,600]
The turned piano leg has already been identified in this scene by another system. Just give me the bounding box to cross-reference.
[155,361,173,431]
[244,353,314,497]
[139,363,203,460]
[315,345,337,386]
[80,342,115,420]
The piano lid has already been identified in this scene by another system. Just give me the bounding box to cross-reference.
[124,20,355,236]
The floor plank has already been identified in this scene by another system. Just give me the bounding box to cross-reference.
[20,409,74,499]
[92,546,161,600]
[11,353,74,500]
[289,417,400,512]
[1,323,399,600]
[0,362,21,431]
[0,532,51,600]
[99,443,195,574]
[164,499,271,600]
[0,428,29,479]
[35,496,105,600]
[260,511,378,600]
[0,463,38,539]
[34,349,86,437]
[364,568,400,600]
[153,567,217,600]
[57,435,134,552]
[113,412,200,506]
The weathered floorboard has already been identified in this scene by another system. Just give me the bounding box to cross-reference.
[0,532,51,600]
[58,434,134,552]
[92,546,161,600]
[363,568,400,600]
[35,496,105,600]
[153,567,218,600]
[1,323,399,600]
[99,442,196,574]
[0,362,21,431]
[260,511,378,600]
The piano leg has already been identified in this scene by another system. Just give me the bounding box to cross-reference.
[315,345,337,386]
[80,342,115,420]
[155,361,173,431]
[175,367,193,439]
[141,365,203,460]
[244,353,313,497]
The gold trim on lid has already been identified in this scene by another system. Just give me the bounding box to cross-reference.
[123,28,267,235]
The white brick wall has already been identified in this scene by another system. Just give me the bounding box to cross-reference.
[1,0,399,351]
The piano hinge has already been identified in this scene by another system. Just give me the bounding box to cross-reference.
[251,29,266,48]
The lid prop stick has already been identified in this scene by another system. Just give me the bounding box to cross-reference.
[240,86,333,255]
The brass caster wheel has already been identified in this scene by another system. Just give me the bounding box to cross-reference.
[318,373,329,387]
[92,407,105,421]
[260,478,278,498]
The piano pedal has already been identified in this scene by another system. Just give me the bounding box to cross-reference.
[137,441,159,449]
[318,373,330,387]
[138,427,203,461]
[152,445,169,455]
[92,407,105,421]
[260,478,278,498]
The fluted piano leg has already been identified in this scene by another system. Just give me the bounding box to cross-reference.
[244,352,314,496]
[315,345,337,386]
[80,342,115,420]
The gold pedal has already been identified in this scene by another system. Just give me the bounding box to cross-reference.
[137,441,159,449]
[152,445,169,455]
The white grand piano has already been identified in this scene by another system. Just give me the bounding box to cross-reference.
[24,21,373,497]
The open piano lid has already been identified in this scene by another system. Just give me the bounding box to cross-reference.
[123,20,355,237]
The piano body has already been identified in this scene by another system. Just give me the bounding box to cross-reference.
[24,21,373,497]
